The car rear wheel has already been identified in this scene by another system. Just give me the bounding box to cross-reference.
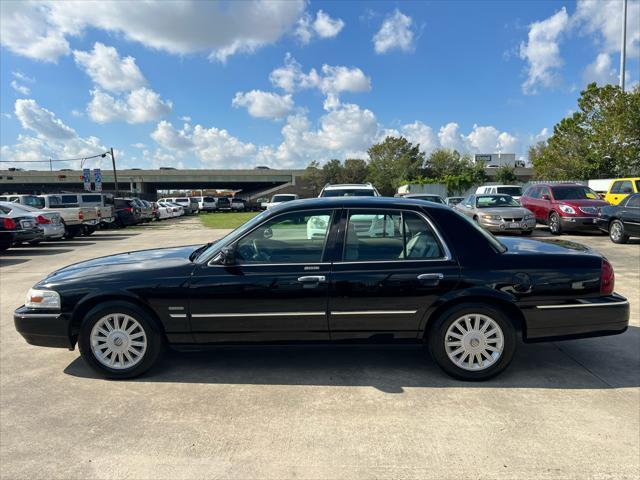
[78,301,165,379]
[427,303,516,381]
[549,212,562,235]
[609,219,629,244]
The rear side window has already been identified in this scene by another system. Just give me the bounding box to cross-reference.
[46,196,62,207]
[611,180,633,194]
[81,194,102,203]
[61,195,78,204]
[343,210,444,261]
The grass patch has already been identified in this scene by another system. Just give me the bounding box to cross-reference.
[199,211,260,229]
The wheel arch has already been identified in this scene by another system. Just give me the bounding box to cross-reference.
[422,294,526,339]
[70,292,166,343]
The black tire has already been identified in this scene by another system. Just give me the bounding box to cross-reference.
[609,219,629,244]
[548,212,562,235]
[521,230,533,236]
[78,301,165,379]
[83,225,96,236]
[427,303,516,381]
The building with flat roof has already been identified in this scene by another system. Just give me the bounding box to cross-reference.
[474,153,522,167]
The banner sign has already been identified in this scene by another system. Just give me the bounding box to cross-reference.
[83,168,91,191]
[94,168,102,192]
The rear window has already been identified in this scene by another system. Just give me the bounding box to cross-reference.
[217,197,230,204]
[203,196,215,202]
[321,189,375,197]
[175,198,189,204]
[496,186,522,196]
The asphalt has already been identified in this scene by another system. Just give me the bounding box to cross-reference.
[1,217,638,479]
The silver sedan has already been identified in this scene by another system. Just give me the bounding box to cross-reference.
[454,194,536,235]
[0,201,65,240]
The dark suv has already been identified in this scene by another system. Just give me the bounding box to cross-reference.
[113,198,143,227]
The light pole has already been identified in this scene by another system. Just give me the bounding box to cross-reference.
[102,148,119,196]
[620,0,627,91]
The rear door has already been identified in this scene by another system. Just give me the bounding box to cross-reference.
[328,208,459,341]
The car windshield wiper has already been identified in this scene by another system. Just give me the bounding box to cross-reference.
[189,242,212,262]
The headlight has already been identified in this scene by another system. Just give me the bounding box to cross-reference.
[481,214,501,220]
[25,288,61,309]
[524,214,534,220]
[558,205,576,214]
[309,216,328,229]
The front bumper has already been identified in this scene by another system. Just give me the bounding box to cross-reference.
[14,306,74,349]
[480,218,536,232]
[522,294,629,342]
[560,216,600,230]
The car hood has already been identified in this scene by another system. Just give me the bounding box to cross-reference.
[500,237,595,255]
[556,199,609,207]
[477,207,531,217]
[42,245,200,283]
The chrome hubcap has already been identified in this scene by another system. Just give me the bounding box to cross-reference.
[445,314,504,371]
[611,222,622,240]
[90,313,147,370]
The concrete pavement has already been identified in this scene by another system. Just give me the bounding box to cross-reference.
[1,218,638,479]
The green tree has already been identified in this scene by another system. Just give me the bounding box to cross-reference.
[341,158,368,183]
[321,159,343,185]
[495,166,518,184]
[425,148,461,178]
[367,136,425,196]
[533,83,640,179]
[301,160,323,197]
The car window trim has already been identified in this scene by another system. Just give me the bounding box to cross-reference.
[204,207,338,267]
[338,207,452,264]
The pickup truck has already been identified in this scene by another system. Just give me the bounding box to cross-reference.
[59,193,115,231]
[0,194,97,238]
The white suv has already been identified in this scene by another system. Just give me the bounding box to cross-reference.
[318,183,380,197]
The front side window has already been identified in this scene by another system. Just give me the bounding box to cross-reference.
[343,210,444,261]
[235,210,332,264]
[21,196,45,208]
[626,194,640,208]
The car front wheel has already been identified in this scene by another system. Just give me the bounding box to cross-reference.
[549,212,562,235]
[609,219,629,244]
[78,301,165,379]
[427,304,516,381]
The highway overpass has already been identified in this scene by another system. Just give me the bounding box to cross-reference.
[0,166,534,199]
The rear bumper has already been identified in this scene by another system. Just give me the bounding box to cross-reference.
[522,294,629,342]
[14,306,74,349]
[15,228,44,243]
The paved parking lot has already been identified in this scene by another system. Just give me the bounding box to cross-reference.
[1,218,638,479]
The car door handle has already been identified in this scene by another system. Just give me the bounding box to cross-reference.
[417,273,444,285]
[297,275,326,284]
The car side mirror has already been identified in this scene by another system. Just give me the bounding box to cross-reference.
[219,245,236,266]
[542,194,550,201]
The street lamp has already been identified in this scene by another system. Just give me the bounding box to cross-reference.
[101,148,118,196]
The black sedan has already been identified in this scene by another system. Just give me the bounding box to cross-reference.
[14,197,629,381]
[595,193,640,243]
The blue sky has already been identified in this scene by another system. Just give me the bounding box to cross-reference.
[1,0,638,170]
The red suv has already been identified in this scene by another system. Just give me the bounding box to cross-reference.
[520,183,610,235]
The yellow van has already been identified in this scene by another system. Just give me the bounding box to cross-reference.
[604,178,640,205]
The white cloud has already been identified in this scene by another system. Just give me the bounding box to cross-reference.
[232,90,294,119]
[12,71,35,83]
[583,52,618,86]
[2,99,105,169]
[438,122,519,154]
[73,43,146,92]
[400,122,438,153]
[131,143,146,149]
[87,88,172,124]
[0,1,305,63]
[71,109,83,117]
[15,99,76,140]
[11,80,30,95]
[0,1,70,62]
[519,7,569,94]
[295,9,344,44]
[270,54,372,98]
[373,9,416,54]
[179,116,191,122]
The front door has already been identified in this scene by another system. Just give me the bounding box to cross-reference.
[621,195,640,235]
[328,209,460,342]
[189,209,336,343]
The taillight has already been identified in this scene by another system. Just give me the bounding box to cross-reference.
[2,218,16,230]
[97,210,102,217]
[36,215,51,224]
[126,207,133,213]
[601,258,615,295]
[79,211,84,220]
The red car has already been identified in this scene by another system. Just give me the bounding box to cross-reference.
[520,183,609,235]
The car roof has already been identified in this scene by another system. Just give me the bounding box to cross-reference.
[323,184,375,189]
[268,195,450,213]
[403,193,442,198]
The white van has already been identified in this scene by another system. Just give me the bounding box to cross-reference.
[475,185,523,200]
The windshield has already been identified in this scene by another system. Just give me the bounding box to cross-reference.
[496,186,522,196]
[272,195,296,202]
[321,189,376,197]
[476,195,520,208]
[552,186,599,200]
[196,210,271,263]
[411,195,444,203]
